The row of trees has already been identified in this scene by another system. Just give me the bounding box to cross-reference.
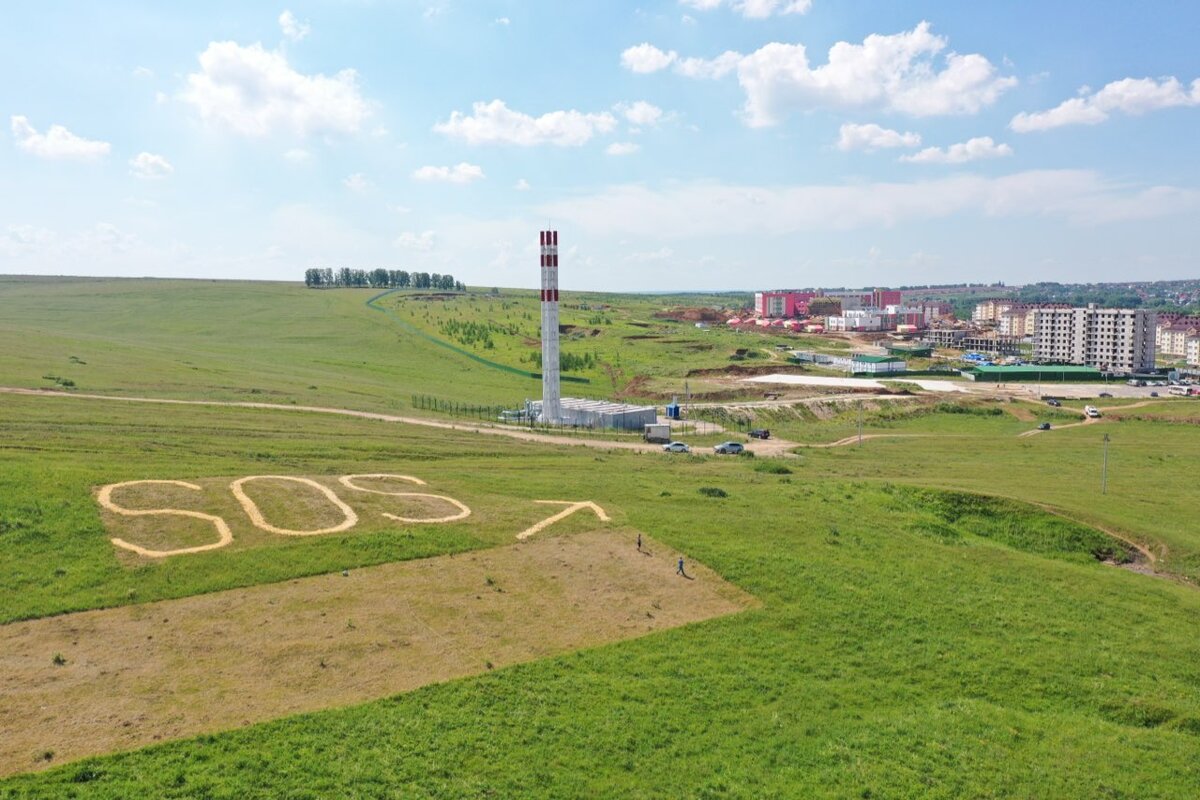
[303,268,464,291]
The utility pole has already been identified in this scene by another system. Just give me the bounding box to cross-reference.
[1101,433,1110,494]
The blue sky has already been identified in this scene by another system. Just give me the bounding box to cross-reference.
[2,0,1198,290]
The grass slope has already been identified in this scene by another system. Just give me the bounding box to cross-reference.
[3,278,1200,796]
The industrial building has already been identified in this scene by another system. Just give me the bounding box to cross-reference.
[965,365,1103,382]
[527,398,657,430]
[534,229,653,430]
[1032,305,1156,373]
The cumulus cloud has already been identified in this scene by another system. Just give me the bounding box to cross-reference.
[514,178,531,190]
[11,116,111,160]
[620,101,664,127]
[900,136,1012,164]
[606,142,640,156]
[396,230,436,250]
[624,22,1016,126]
[621,43,679,74]
[538,170,1198,237]
[279,10,310,42]
[182,41,370,136]
[680,0,812,19]
[129,152,174,179]
[412,162,485,183]
[434,100,617,146]
[1011,76,1200,132]
[836,122,921,152]
[342,172,370,192]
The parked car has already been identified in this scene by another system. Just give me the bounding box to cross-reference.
[1150,391,1159,397]
[713,441,745,455]
[1098,392,1113,397]
[662,441,690,453]
[1037,422,1051,431]
[1046,399,1062,407]
[748,428,770,440]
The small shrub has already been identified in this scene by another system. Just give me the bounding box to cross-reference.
[699,487,728,498]
[754,462,792,475]
[52,652,67,666]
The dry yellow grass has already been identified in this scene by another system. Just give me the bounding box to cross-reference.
[0,530,753,776]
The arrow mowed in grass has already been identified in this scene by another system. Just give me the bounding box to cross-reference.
[0,530,753,777]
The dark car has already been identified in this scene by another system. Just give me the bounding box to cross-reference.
[713,441,745,455]
[1150,391,1159,397]
[748,428,770,440]
[1046,399,1062,407]
[1037,422,1051,431]
[1098,392,1113,397]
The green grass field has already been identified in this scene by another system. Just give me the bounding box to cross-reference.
[2,277,1200,797]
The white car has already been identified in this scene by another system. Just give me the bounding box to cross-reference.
[1084,405,1101,418]
[662,441,690,453]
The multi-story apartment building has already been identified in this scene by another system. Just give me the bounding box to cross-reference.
[972,299,1013,324]
[1156,317,1200,356]
[997,303,1073,338]
[1032,305,1156,373]
[1187,335,1200,367]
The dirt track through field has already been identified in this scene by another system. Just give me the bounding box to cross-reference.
[0,530,753,777]
[0,387,809,456]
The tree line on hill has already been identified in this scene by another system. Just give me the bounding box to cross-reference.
[303,268,464,291]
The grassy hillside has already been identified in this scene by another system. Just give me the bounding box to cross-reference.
[3,277,1200,797]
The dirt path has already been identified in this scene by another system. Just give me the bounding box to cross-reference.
[0,530,753,777]
[0,387,816,458]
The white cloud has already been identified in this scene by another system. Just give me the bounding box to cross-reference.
[1010,76,1200,132]
[621,43,679,74]
[680,0,812,19]
[129,152,174,179]
[182,41,370,136]
[283,147,312,163]
[343,172,370,192]
[676,51,742,79]
[626,22,1016,126]
[900,136,1012,164]
[11,116,111,161]
[434,100,617,146]
[514,178,531,190]
[493,16,510,26]
[620,100,664,127]
[132,66,154,78]
[836,122,921,152]
[606,142,640,156]
[396,230,436,250]
[412,162,485,184]
[279,10,310,42]
[538,170,1198,237]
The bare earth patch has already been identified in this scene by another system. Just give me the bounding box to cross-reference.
[0,530,754,776]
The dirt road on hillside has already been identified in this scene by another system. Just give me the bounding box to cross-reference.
[0,388,802,456]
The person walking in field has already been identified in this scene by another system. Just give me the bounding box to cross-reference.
[676,557,686,577]
[637,533,642,551]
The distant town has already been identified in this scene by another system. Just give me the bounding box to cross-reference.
[737,280,1200,381]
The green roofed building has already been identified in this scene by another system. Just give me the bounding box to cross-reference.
[965,365,1103,382]
[885,342,933,358]
[851,354,907,374]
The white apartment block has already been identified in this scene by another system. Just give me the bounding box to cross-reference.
[1188,336,1200,367]
[972,300,1013,324]
[1032,305,1156,373]
[1157,319,1200,357]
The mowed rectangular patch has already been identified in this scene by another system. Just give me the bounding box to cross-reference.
[0,530,754,776]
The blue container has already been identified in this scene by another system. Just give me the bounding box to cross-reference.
[665,403,681,420]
